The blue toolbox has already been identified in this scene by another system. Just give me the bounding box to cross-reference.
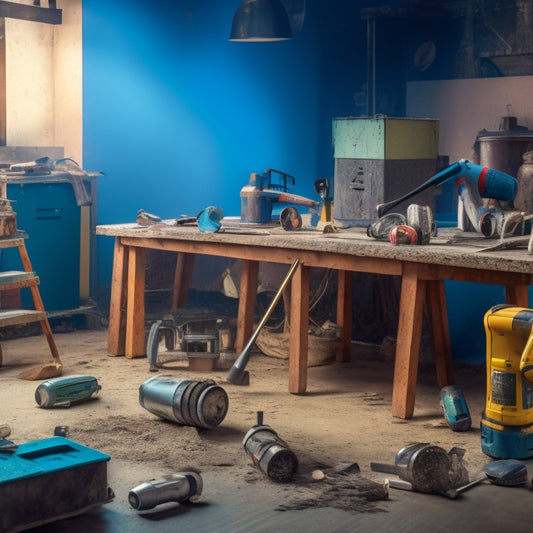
[0,436,112,532]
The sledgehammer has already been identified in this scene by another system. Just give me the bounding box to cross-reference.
[227,259,300,385]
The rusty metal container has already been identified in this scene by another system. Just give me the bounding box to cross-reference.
[477,131,533,179]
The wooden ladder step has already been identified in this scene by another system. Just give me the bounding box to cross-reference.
[0,270,39,290]
[0,309,47,327]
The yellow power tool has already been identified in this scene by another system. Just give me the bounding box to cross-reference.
[481,304,533,458]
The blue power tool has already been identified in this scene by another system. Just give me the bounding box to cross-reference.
[440,385,472,431]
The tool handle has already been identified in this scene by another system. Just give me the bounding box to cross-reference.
[376,163,461,217]
[387,479,413,491]
[228,259,300,382]
[265,168,295,189]
[370,462,398,475]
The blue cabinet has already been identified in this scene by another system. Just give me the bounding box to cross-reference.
[1,182,80,311]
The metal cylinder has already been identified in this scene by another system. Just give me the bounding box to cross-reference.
[243,424,298,482]
[35,375,101,408]
[139,376,229,429]
[515,151,533,213]
[395,443,451,493]
[128,471,203,511]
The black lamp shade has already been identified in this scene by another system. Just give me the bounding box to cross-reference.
[230,0,292,42]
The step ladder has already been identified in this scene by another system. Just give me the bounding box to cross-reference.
[0,232,63,380]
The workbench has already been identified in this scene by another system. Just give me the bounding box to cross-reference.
[95,222,533,419]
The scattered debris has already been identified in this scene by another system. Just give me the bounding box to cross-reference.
[277,462,388,514]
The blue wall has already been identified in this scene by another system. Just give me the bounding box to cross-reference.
[82,0,366,292]
[82,0,515,365]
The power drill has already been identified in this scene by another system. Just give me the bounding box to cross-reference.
[376,159,517,218]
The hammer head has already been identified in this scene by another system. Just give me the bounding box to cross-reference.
[227,366,250,386]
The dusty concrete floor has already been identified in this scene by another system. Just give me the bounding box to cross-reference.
[1,327,532,532]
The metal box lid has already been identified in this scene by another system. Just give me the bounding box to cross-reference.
[333,117,439,160]
[0,436,110,484]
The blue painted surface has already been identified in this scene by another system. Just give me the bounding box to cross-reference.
[81,1,526,364]
[82,0,366,289]
[1,183,80,311]
[445,281,506,364]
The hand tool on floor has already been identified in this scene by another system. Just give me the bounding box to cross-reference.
[243,411,298,483]
[227,259,300,385]
[440,385,471,431]
[128,471,203,511]
[240,169,319,224]
[35,375,101,408]
[482,305,533,458]
[375,159,517,218]
[371,443,453,494]
[386,476,486,499]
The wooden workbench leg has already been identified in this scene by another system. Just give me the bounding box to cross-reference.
[337,270,352,362]
[125,246,146,358]
[289,263,309,394]
[108,238,128,356]
[392,263,425,419]
[172,252,195,309]
[505,285,530,308]
[426,279,454,389]
[235,260,259,354]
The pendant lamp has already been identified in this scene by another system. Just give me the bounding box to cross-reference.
[230,0,292,42]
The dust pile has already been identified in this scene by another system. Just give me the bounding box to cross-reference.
[69,414,247,472]
[276,468,389,514]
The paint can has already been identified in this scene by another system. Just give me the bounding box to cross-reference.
[139,376,229,429]
[243,416,298,483]
[128,471,203,511]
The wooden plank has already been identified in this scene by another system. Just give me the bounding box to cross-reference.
[119,236,403,276]
[336,269,352,362]
[0,17,4,147]
[392,262,425,419]
[0,309,45,327]
[235,260,259,353]
[436,264,533,286]
[289,263,309,394]
[0,270,38,290]
[107,238,127,356]
[426,279,454,389]
[505,284,530,307]
[125,246,146,358]
[0,1,61,24]
[172,252,195,309]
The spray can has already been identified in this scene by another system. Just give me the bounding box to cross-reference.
[35,375,101,408]
[128,471,203,511]
[243,412,298,483]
